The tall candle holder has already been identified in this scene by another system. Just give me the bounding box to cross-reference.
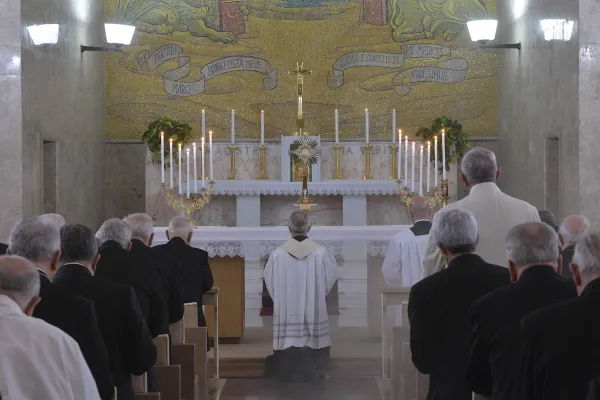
[396,178,449,208]
[332,144,343,180]
[389,144,399,180]
[362,144,373,180]
[160,182,214,226]
[228,145,239,180]
[258,145,268,180]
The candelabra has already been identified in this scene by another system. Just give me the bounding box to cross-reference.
[228,146,239,180]
[362,144,373,180]
[397,179,449,208]
[160,182,214,226]
[332,144,343,180]
[258,145,268,180]
[389,144,399,180]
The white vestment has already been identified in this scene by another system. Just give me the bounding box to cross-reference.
[264,238,338,351]
[422,182,540,277]
[382,229,430,287]
[0,295,100,400]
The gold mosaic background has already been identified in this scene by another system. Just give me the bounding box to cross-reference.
[106,0,497,140]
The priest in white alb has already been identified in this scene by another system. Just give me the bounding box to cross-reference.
[264,210,338,382]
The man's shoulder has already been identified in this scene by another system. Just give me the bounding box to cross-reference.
[522,297,579,333]
[18,313,82,345]
[44,282,94,310]
[474,281,519,314]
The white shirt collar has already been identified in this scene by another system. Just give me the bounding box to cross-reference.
[413,219,430,224]
[0,295,23,316]
[468,182,500,196]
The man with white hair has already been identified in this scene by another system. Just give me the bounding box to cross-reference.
[558,215,590,280]
[408,208,509,400]
[42,213,66,228]
[8,216,113,399]
[96,218,169,337]
[264,210,337,382]
[467,222,576,400]
[517,231,600,400]
[155,216,213,327]
[0,255,101,400]
[124,213,184,325]
[422,147,540,277]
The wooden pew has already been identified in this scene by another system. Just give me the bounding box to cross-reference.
[203,288,221,399]
[153,333,182,400]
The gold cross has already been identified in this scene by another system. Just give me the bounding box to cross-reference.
[288,61,312,96]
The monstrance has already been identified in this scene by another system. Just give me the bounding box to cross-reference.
[289,137,321,211]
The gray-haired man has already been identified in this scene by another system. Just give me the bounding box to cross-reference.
[558,215,590,280]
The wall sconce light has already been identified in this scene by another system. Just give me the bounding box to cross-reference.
[27,24,59,45]
[81,23,135,53]
[540,19,574,41]
[467,20,521,50]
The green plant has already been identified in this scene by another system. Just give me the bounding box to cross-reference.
[142,115,192,164]
[414,116,471,172]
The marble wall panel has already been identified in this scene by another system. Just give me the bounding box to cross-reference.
[105,143,146,219]
[260,195,343,227]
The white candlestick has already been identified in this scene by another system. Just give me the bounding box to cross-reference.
[169,138,174,189]
[231,110,235,144]
[186,148,190,198]
[419,145,424,196]
[427,141,431,192]
[335,109,339,143]
[193,143,197,193]
[202,109,206,139]
[442,129,446,180]
[260,110,265,145]
[209,131,214,181]
[178,143,182,195]
[365,109,369,144]
[160,132,165,184]
[201,137,206,188]
[397,131,402,180]
[434,136,438,187]
[392,109,396,143]
[404,136,408,187]
[411,141,415,192]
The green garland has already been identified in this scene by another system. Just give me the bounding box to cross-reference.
[414,116,471,172]
[142,115,192,165]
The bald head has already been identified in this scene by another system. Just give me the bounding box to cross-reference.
[409,197,431,223]
[559,215,590,247]
[42,214,66,229]
[0,255,40,311]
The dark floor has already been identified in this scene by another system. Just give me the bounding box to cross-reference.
[220,377,381,400]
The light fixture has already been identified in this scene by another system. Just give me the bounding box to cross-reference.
[27,24,59,45]
[540,19,574,41]
[467,19,521,50]
[81,23,135,53]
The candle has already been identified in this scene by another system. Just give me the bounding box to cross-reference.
[392,109,396,143]
[260,110,265,145]
[427,141,431,192]
[202,109,206,139]
[397,131,402,180]
[160,132,165,184]
[365,109,369,144]
[335,109,339,143]
[442,129,446,180]
[201,137,206,188]
[186,148,190,198]
[193,143,197,193]
[209,131,214,181]
[231,109,235,144]
[434,136,438,187]
[419,145,424,196]
[411,141,416,192]
[169,138,174,189]
[178,143,182,195]
[404,135,408,187]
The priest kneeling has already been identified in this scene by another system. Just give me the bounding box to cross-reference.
[264,210,338,382]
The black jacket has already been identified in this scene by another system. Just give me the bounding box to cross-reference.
[33,271,114,400]
[155,237,214,326]
[467,265,577,399]
[0,242,7,255]
[96,240,169,337]
[54,264,157,399]
[560,244,575,280]
[588,377,600,400]
[410,220,432,236]
[517,278,600,400]
[130,239,185,324]
[408,254,510,400]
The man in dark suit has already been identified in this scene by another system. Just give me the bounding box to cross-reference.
[466,222,577,400]
[7,216,114,400]
[516,231,600,400]
[95,218,169,338]
[155,216,214,327]
[589,377,600,400]
[409,208,509,400]
[0,243,7,255]
[123,213,184,324]
[558,215,590,281]
[55,224,157,400]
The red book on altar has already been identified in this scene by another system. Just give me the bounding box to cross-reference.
[220,1,246,34]
[362,0,391,26]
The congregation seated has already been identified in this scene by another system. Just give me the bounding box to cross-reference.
[409,208,510,400]
[54,224,157,400]
[0,255,101,400]
[95,218,169,337]
[558,214,590,280]
[7,216,113,399]
[466,222,577,400]
[123,213,185,324]
[516,231,600,400]
[155,216,214,327]
[423,147,540,277]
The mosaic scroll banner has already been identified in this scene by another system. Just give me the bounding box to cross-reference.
[137,44,278,97]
